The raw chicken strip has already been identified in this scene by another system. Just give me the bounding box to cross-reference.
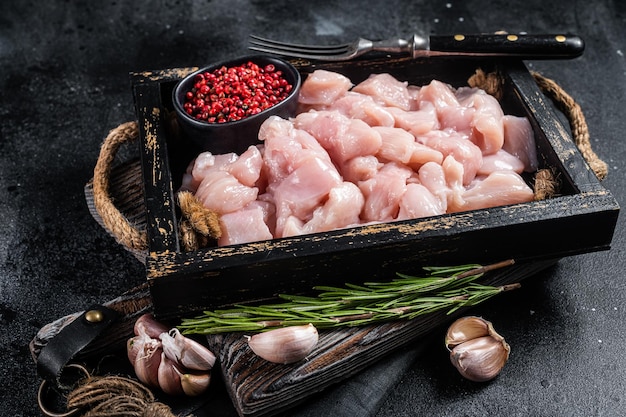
[374,126,416,164]
[341,155,382,183]
[284,182,365,236]
[417,130,483,185]
[418,79,460,113]
[418,161,449,212]
[461,171,534,211]
[218,202,274,246]
[353,73,412,111]
[329,92,395,127]
[386,104,439,136]
[228,146,264,187]
[272,156,342,237]
[359,162,413,222]
[294,110,382,165]
[478,149,525,175]
[195,170,259,214]
[397,183,446,220]
[260,116,332,185]
[502,115,538,172]
[441,155,466,212]
[298,69,353,107]
[374,126,443,168]
[457,87,504,155]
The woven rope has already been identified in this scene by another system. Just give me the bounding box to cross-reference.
[530,71,608,180]
[66,375,176,417]
[92,122,149,251]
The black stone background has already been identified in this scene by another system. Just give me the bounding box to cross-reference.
[1,1,624,415]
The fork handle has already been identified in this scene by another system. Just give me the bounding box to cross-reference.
[422,34,584,59]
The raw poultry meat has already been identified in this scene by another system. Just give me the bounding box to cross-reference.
[183,70,537,246]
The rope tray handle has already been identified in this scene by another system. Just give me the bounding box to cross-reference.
[92,122,148,252]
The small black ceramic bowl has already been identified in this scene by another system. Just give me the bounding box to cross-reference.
[172,55,301,154]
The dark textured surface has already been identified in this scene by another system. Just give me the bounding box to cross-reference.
[1,1,624,416]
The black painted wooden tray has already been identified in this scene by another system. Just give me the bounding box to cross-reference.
[131,57,618,321]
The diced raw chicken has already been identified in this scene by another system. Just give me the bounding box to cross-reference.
[341,155,382,183]
[373,126,443,169]
[359,162,413,222]
[185,150,261,214]
[281,215,305,237]
[478,149,525,175]
[218,202,274,246]
[195,170,259,214]
[417,130,483,185]
[228,146,264,187]
[272,156,342,237]
[461,171,534,211]
[438,105,475,134]
[298,69,353,107]
[328,92,396,127]
[386,104,439,136]
[397,183,446,220]
[374,126,416,164]
[259,116,332,185]
[418,161,449,212]
[502,115,538,172]
[441,155,466,212]
[353,73,412,110]
[418,79,460,113]
[456,87,504,155]
[180,158,200,193]
[286,182,365,236]
[294,110,382,165]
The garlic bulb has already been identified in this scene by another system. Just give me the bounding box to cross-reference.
[445,316,510,382]
[127,313,216,396]
[247,324,319,364]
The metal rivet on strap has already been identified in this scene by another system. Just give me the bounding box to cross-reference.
[84,309,104,323]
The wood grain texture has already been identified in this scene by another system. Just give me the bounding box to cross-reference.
[205,260,557,417]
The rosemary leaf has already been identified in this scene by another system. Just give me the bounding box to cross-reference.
[178,260,518,335]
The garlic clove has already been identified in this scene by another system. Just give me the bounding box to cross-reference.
[133,336,163,388]
[134,313,170,338]
[449,335,510,382]
[127,335,141,365]
[157,351,184,396]
[160,328,216,371]
[247,324,319,364]
[180,371,212,397]
[445,316,492,350]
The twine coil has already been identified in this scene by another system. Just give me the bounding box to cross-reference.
[65,375,176,417]
[92,70,607,253]
[38,365,177,417]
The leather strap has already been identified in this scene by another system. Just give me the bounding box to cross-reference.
[37,305,119,382]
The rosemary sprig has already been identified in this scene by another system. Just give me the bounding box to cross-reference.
[178,259,519,335]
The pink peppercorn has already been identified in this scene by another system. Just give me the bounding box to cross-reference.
[183,61,293,123]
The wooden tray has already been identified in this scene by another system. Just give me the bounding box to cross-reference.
[131,57,619,320]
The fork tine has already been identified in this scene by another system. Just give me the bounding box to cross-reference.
[249,34,351,54]
[248,45,349,60]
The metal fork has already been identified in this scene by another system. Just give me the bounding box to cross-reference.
[249,33,585,61]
